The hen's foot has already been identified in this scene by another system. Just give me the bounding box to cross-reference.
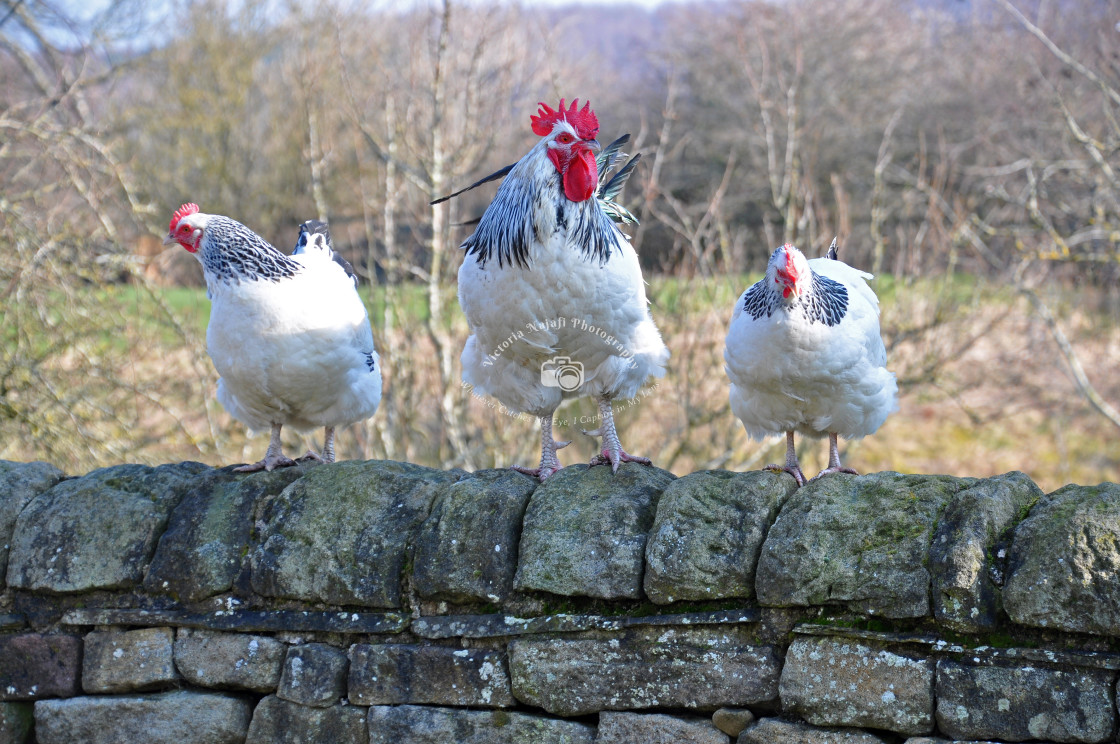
[235,453,298,473]
[765,463,806,487]
[296,451,326,465]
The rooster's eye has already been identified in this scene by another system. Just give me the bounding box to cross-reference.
[557,133,574,144]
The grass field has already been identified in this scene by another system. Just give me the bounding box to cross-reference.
[4,273,1118,492]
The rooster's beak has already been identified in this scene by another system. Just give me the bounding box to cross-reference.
[583,139,602,154]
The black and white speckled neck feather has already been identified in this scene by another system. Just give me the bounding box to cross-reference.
[742,272,849,327]
[462,153,623,269]
[200,216,303,284]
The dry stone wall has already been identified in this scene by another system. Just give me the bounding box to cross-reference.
[1,458,1119,743]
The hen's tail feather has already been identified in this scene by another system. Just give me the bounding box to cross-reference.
[295,219,357,284]
[826,237,839,261]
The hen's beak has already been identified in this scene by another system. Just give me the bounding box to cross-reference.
[162,233,177,246]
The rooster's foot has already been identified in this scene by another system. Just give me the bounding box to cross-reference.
[765,463,806,487]
[810,466,858,482]
[513,433,570,482]
[235,454,298,473]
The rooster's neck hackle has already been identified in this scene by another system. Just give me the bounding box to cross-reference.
[462,141,622,269]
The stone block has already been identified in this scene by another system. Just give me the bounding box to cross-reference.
[935,658,1116,742]
[756,472,973,618]
[145,467,305,602]
[0,634,81,700]
[251,460,460,607]
[349,643,513,707]
[644,469,794,604]
[515,463,675,599]
[780,635,933,735]
[413,469,538,603]
[0,701,33,744]
[713,708,755,737]
[174,628,285,692]
[278,642,348,708]
[6,462,211,592]
[598,711,729,743]
[1003,482,1120,635]
[245,695,366,744]
[929,471,1042,633]
[738,718,890,743]
[82,627,178,693]
[0,461,64,585]
[509,627,780,716]
[367,705,595,744]
[33,691,252,744]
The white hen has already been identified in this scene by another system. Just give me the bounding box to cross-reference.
[164,204,382,471]
[724,241,897,485]
[456,99,668,480]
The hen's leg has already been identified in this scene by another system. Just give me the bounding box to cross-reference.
[765,431,806,486]
[812,432,858,480]
[511,414,569,481]
[235,423,298,473]
[298,426,335,465]
[584,396,653,472]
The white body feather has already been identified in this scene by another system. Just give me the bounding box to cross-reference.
[458,146,668,418]
[725,253,897,440]
[206,249,381,433]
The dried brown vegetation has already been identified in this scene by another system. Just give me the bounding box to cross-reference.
[1,0,1118,490]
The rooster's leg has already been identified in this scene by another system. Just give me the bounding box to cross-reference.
[235,423,298,473]
[511,414,570,481]
[297,426,335,465]
[584,396,653,472]
[811,432,858,480]
[766,431,806,486]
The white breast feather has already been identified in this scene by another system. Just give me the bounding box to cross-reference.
[458,171,667,417]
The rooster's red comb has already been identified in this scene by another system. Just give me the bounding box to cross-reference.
[169,202,200,232]
[530,98,599,140]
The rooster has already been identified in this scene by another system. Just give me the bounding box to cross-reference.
[453,99,668,480]
[724,240,897,485]
[164,205,382,471]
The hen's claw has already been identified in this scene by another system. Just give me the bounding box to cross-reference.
[811,465,858,482]
[235,453,298,473]
[766,463,806,487]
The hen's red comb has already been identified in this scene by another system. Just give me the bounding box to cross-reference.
[530,98,599,140]
[169,202,200,232]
